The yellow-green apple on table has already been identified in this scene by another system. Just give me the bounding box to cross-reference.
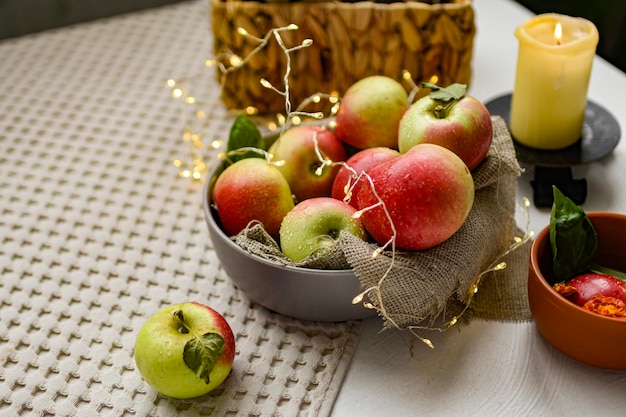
[279,197,368,262]
[334,75,409,150]
[134,302,236,399]
[357,143,474,251]
[269,125,347,202]
[398,83,492,171]
[212,158,294,240]
[331,147,400,208]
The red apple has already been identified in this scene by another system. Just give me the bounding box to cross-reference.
[398,83,492,171]
[134,302,236,399]
[279,197,368,262]
[357,143,474,251]
[212,158,294,239]
[331,147,400,208]
[334,75,409,150]
[268,125,347,202]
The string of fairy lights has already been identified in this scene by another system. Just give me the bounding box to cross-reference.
[167,23,532,349]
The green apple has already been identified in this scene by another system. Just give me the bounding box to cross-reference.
[357,143,475,251]
[279,197,368,262]
[212,157,295,240]
[334,75,409,150]
[398,83,493,171]
[134,302,236,399]
[269,125,347,202]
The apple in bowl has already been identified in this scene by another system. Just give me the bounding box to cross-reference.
[279,197,368,262]
[203,162,376,322]
[398,83,492,171]
[212,157,295,240]
[331,147,400,208]
[334,75,409,150]
[357,143,475,251]
[268,125,347,202]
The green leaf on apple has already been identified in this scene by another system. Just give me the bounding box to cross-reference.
[183,332,226,384]
[174,309,226,385]
[226,114,265,164]
[421,82,467,102]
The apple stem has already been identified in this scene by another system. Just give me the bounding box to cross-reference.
[434,104,446,119]
[174,310,190,334]
[433,100,458,119]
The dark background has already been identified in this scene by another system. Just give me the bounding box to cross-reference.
[0,0,624,73]
[0,0,189,40]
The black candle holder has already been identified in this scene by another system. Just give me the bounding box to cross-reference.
[485,93,621,207]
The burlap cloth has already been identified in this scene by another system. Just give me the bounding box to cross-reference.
[236,116,533,328]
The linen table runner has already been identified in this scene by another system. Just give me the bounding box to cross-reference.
[0,2,361,416]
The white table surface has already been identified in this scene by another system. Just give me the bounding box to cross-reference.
[332,0,626,415]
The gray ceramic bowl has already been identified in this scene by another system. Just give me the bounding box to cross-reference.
[202,162,375,322]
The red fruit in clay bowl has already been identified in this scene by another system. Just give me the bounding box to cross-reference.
[527,212,626,370]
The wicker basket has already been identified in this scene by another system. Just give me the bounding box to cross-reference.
[211,0,475,114]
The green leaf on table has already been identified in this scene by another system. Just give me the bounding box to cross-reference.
[549,186,598,283]
[421,82,467,102]
[183,332,226,384]
[226,114,265,164]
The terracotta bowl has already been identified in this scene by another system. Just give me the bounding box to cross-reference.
[202,162,375,322]
[528,211,626,370]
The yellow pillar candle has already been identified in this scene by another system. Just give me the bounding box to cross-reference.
[510,13,599,150]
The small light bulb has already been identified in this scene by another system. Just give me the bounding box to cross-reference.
[172,88,183,99]
[352,293,364,304]
[229,55,242,67]
[423,338,434,349]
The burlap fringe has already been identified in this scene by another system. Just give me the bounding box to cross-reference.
[211,0,475,113]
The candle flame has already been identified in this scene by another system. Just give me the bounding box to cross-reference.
[554,22,562,45]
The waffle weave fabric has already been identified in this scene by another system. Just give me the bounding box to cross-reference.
[0,2,361,416]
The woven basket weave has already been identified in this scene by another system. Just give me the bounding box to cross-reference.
[211,0,475,114]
